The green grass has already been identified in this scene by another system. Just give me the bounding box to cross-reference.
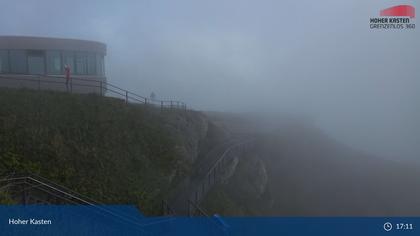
[0,88,204,215]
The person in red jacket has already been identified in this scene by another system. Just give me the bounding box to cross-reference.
[64,65,71,92]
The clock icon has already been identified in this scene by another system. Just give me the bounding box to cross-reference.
[384,222,393,232]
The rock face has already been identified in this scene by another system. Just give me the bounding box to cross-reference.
[221,156,239,183]
[253,159,268,198]
[223,156,267,198]
[201,150,273,216]
[164,111,232,215]
[164,112,209,164]
[203,119,420,216]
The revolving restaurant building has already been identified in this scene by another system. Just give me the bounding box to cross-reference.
[0,36,106,94]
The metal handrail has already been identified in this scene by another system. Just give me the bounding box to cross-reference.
[0,175,98,206]
[187,199,229,234]
[188,199,210,217]
[186,139,254,217]
[0,74,187,110]
[25,172,104,205]
[0,173,172,233]
[48,75,184,106]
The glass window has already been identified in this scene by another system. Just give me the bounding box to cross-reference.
[27,50,45,75]
[47,51,62,74]
[87,53,96,75]
[0,50,9,73]
[96,54,105,76]
[75,52,87,75]
[63,51,75,73]
[9,50,27,74]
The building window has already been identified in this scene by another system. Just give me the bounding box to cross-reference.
[62,51,75,74]
[27,50,46,75]
[87,53,96,75]
[75,52,87,75]
[96,54,105,76]
[46,51,62,74]
[9,50,27,74]
[0,50,9,73]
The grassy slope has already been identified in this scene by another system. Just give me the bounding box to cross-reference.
[0,88,207,215]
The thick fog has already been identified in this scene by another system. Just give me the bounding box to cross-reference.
[0,0,419,161]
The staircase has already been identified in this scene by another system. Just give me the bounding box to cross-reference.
[0,172,230,235]
[0,173,99,205]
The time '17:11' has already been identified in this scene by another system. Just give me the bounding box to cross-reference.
[396,223,414,230]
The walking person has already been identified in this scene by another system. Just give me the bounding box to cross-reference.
[150,92,156,102]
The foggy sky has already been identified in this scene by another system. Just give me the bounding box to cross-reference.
[0,0,419,161]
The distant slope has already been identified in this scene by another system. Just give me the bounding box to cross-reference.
[0,88,225,215]
[202,114,420,216]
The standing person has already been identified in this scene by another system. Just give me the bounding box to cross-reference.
[150,92,156,101]
[64,65,71,92]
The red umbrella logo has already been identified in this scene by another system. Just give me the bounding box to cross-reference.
[380,5,415,18]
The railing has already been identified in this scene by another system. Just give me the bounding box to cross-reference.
[188,199,210,217]
[0,172,173,235]
[161,200,176,216]
[0,172,101,205]
[0,74,187,110]
[190,140,252,210]
[0,172,230,234]
[162,139,253,218]
[187,200,230,235]
[176,140,252,235]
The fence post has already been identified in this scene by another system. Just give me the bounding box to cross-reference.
[208,173,211,186]
[144,98,147,105]
[188,200,191,217]
[195,191,198,203]
[161,101,164,110]
[214,167,216,184]
[125,91,128,104]
[22,185,27,205]
[100,81,103,96]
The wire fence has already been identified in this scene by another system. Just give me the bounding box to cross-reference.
[0,74,187,110]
